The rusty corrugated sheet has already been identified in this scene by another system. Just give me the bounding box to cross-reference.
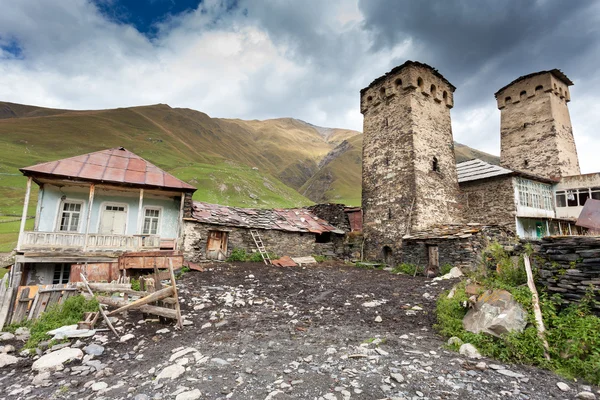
[70,263,120,283]
[345,208,363,232]
[190,201,344,234]
[576,199,600,230]
[20,147,196,191]
[118,250,184,270]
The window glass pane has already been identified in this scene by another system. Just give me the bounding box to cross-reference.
[556,193,566,207]
[579,190,590,207]
[143,219,150,234]
[567,191,578,207]
[151,219,158,234]
[592,191,600,200]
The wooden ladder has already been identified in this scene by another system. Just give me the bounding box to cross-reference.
[250,230,271,265]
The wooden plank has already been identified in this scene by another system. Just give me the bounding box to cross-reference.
[0,275,14,330]
[47,287,63,309]
[106,286,174,316]
[91,295,178,319]
[30,291,51,320]
[27,292,40,321]
[168,259,183,330]
[10,287,30,325]
[80,274,120,339]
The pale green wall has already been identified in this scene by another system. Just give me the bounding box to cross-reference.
[36,184,182,239]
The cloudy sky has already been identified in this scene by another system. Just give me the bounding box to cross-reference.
[0,0,598,172]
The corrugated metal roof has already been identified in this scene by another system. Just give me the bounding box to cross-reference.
[456,159,513,183]
[20,147,196,191]
[190,201,345,234]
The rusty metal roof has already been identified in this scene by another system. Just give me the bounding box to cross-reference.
[190,201,345,234]
[20,147,196,191]
[576,199,600,231]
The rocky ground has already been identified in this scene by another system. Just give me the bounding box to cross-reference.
[0,262,598,400]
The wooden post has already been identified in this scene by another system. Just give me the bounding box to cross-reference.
[83,183,95,252]
[34,184,44,232]
[175,194,185,250]
[17,176,32,251]
[524,255,551,360]
[168,259,183,329]
[137,189,144,234]
[80,273,120,339]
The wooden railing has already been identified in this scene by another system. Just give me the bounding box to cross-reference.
[20,231,161,252]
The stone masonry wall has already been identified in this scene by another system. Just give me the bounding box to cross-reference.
[458,176,517,231]
[307,204,350,232]
[535,236,600,313]
[182,221,344,262]
[360,61,459,263]
[497,72,580,180]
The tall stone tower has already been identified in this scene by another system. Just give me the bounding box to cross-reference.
[360,61,460,263]
[495,70,580,179]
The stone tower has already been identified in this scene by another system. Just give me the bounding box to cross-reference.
[495,70,580,180]
[360,61,460,263]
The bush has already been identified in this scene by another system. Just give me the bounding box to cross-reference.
[130,278,141,291]
[227,248,248,262]
[392,263,424,276]
[481,242,527,286]
[8,295,99,349]
[440,263,453,276]
[248,251,277,263]
[313,255,328,263]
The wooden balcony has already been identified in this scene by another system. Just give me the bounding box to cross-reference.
[19,231,161,253]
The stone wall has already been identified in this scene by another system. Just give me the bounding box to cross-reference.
[307,204,350,232]
[458,176,517,231]
[535,236,600,312]
[402,227,513,272]
[497,71,580,180]
[182,221,345,262]
[360,61,460,263]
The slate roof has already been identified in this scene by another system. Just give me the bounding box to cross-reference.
[495,69,573,97]
[190,201,345,234]
[20,147,196,191]
[402,224,508,240]
[456,159,513,183]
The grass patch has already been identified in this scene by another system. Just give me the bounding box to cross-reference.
[226,248,278,263]
[392,263,424,276]
[6,295,99,349]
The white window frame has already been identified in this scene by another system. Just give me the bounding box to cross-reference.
[97,201,129,235]
[55,199,84,233]
[142,206,162,235]
[52,263,71,284]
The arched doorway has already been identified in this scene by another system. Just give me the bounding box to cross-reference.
[382,246,393,266]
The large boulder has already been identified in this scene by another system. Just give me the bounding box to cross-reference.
[463,289,527,337]
[32,347,83,372]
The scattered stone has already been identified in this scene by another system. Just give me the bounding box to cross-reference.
[390,373,404,383]
[556,382,570,392]
[175,389,202,400]
[374,315,382,323]
[447,336,463,346]
[433,267,463,281]
[459,343,482,359]
[91,381,108,391]
[156,328,170,334]
[0,332,15,341]
[83,344,105,356]
[120,334,135,343]
[1,344,16,353]
[211,358,230,366]
[32,371,51,386]
[156,364,185,381]
[576,392,597,400]
[0,353,18,368]
[32,347,84,372]
[496,369,524,378]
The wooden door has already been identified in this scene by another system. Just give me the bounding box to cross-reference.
[206,231,228,260]
[99,205,127,235]
[428,246,439,269]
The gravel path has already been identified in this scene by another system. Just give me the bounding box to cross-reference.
[0,262,598,400]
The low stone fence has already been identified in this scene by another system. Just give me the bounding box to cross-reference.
[534,236,600,312]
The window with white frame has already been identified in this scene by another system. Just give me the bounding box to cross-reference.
[142,207,161,235]
[556,187,600,208]
[516,178,553,211]
[58,201,82,232]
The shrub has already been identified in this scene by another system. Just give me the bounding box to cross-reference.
[130,278,141,291]
[227,248,248,262]
[440,263,453,276]
[248,251,277,263]
[392,263,424,276]
[313,255,328,263]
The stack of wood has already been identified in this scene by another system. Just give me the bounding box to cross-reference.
[78,260,183,335]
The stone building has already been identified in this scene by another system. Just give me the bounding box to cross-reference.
[495,70,580,180]
[182,201,346,262]
[360,61,460,264]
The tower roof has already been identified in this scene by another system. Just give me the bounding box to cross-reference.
[360,60,456,96]
[494,69,573,97]
[20,147,197,192]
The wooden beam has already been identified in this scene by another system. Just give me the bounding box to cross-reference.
[80,273,120,339]
[17,176,32,252]
[89,295,178,319]
[524,255,550,361]
[137,188,144,234]
[168,259,183,329]
[34,184,44,232]
[106,286,174,316]
[83,183,95,252]
[175,194,185,250]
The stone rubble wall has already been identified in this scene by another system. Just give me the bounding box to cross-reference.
[534,236,600,312]
[458,176,517,231]
[182,221,346,262]
[307,204,351,232]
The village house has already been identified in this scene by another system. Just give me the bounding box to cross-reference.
[182,201,346,262]
[13,147,196,286]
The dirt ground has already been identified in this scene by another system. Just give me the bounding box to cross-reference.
[1,262,597,400]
